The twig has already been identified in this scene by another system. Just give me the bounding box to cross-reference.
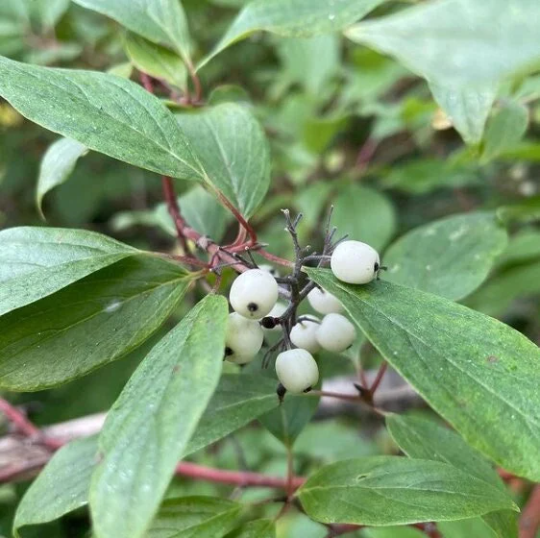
[520,485,540,538]
[0,398,62,450]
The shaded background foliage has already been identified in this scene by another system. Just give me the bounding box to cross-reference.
[0,0,539,537]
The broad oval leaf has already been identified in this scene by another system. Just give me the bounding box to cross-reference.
[175,103,271,219]
[0,256,191,391]
[185,374,280,456]
[200,0,388,69]
[36,138,88,217]
[332,184,396,251]
[13,436,97,538]
[73,0,192,63]
[383,212,508,301]
[147,496,241,538]
[482,101,529,162]
[90,295,229,538]
[0,227,138,317]
[124,33,187,91]
[0,55,205,181]
[307,268,540,481]
[346,0,540,144]
[297,457,516,526]
[387,415,517,538]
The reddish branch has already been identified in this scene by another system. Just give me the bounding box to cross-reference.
[520,485,540,538]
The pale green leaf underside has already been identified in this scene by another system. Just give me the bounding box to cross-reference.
[90,296,229,538]
[199,0,388,69]
[307,269,540,482]
[0,227,138,317]
[13,436,97,538]
[346,0,540,143]
[124,32,187,91]
[387,415,517,538]
[36,138,88,216]
[175,103,271,219]
[298,456,516,526]
[0,55,205,181]
[147,496,241,538]
[383,212,508,301]
[73,0,192,63]
[0,256,191,391]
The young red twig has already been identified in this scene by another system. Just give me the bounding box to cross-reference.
[175,461,305,490]
[186,61,203,104]
[356,137,379,176]
[520,485,540,538]
[215,191,258,246]
[139,72,154,93]
[0,398,62,450]
[370,362,388,395]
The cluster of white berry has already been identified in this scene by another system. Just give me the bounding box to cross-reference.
[224,240,381,396]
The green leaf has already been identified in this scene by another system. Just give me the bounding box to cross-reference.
[430,84,497,145]
[438,518,497,538]
[297,457,517,526]
[497,196,540,226]
[383,213,508,301]
[36,138,88,217]
[185,374,280,456]
[73,0,192,64]
[332,184,396,251]
[200,0,388,69]
[13,436,97,538]
[0,227,138,317]
[483,101,529,161]
[306,268,540,481]
[28,0,70,29]
[259,390,319,447]
[0,56,205,181]
[147,496,241,538]
[364,527,425,538]
[0,256,191,391]
[13,375,279,533]
[387,415,517,538]
[124,33,187,91]
[175,103,271,219]
[276,35,340,96]
[90,295,229,538]
[346,0,540,143]
[226,519,276,538]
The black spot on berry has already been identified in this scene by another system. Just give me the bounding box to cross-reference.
[224,347,233,357]
[260,316,277,329]
[374,262,380,272]
[303,386,313,393]
[247,302,258,312]
[276,383,287,403]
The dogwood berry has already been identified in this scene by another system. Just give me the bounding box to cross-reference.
[230,268,279,319]
[290,315,320,354]
[261,302,287,332]
[259,264,280,278]
[224,312,264,364]
[275,349,319,393]
[307,287,343,314]
[316,313,356,353]
[330,240,380,284]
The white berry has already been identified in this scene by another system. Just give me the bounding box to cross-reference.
[263,302,287,332]
[307,287,343,314]
[259,264,280,278]
[316,313,356,353]
[230,269,279,319]
[331,240,380,284]
[225,312,264,364]
[275,349,319,393]
[290,315,320,354]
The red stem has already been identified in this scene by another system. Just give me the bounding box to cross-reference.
[0,398,62,450]
[175,461,305,490]
[370,362,388,395]
[520,485,540,538]
[139,72,154,93]
[216,191,258,246]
